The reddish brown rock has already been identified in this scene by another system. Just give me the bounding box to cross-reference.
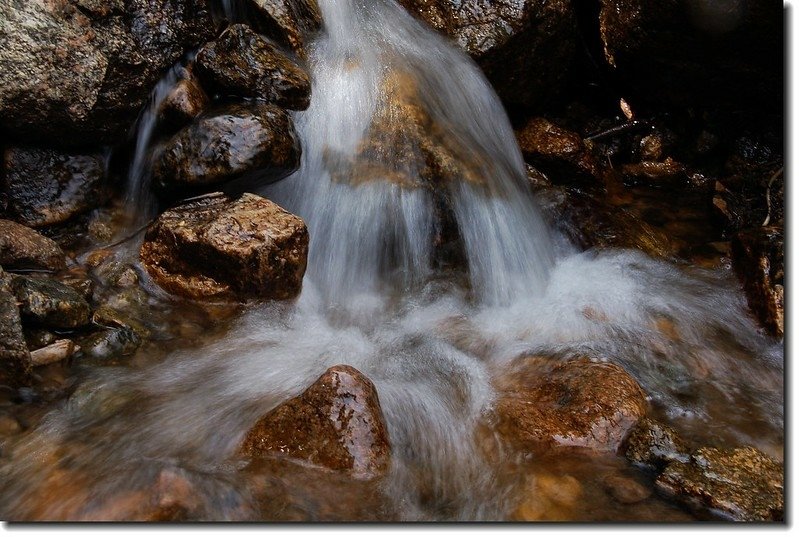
[240,365,391,480]
[140,192,308,301]
[516,118,600,187]
[157,67,209,132]
[248,0,323,58]
[494,356,648,452]
[731,226,783,337]
[0,219,67,271]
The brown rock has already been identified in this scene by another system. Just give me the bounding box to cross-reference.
[494,356,648,452]
[511,472,583,521]
[247,0,322,58]
[0,219,67,271]
[0,270,32,388]
[240,365,391,480]
[621,158,688,186]
[157,67,209,132]
[196,24,311,110]
[624,417,691,470]
[731,226,783,337]
[7,274,91,329]
[602,473,652,504]
[516,118,600,187]
[140,192,308,301]
[656,446,783,521]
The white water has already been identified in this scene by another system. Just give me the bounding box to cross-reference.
[0,0,783,522]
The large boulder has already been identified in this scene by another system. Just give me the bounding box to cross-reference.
[398,0,578,109]
[240,365,391,480]
[246,0,322,58]
[0,0,216,147]
[151,103,301,192]
[731,226,784,337]
[0,219,67,271]
[2,146,105,228]
[140,192,308,300]
[195,24,311,110]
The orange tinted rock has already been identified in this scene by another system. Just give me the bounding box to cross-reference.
[516,117,600,187]
[731,226,783,337]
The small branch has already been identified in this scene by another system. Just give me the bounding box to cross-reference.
[586,120,650,142]
[761,167,783,227]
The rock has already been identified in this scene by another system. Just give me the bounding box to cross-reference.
[240,365,391,480]
[247,0,322,58]
[157,66,209,133]
[2,147,105,228]
[0,413,22,435]
[656,446,783,521]
[598,0,782,111]
[624,417,690,470]
[195,24,311,110]
[0,219,67,271]
[30,339,76,366]
[398,0,578,109]
[151,103,301,192]
[731,226,783,337]
[511,472,583,521]
[0,271,31,388]
[79,327,141,362]
[602,473,652,504]
[140,192,308,301]
[516,118,600,187]
[494,356,648,453]
[621,158,688,186]
[7,274,91,329]
[24,328,59,350]
[93,261,140,289]
[0,0,216,146]
[91,306,151,339]
[56,268,95,300]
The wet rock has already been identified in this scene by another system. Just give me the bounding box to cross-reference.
[196,24,311,110]
[731,226,783,337]
[602,473,652,505]
[151,103,301,192]
[398,0,578,109]
[0,0,216,146]
[24,328,59,351]
[157,66,209,133]
[0,272,31,388]
[79,327,141,362]
[0,413,22,435]
[247,0,322,58]
[7,275,91,329]
[140,192,308,301]
[2,147,105,228]
[621,158,688,187]
[240,365,391,480]
[598,0,782,111]
[656,446,783,521]
[511,472,583,521]
[93,261,140,289]
[0,220,67,272]
[494,356,648,453]
[56,268,95,300]
[624,417,691,470]
[516,118,600,187]
[91,306,151,339]
[30,339,76,367]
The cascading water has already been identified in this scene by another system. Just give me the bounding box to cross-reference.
[0,0,783,522]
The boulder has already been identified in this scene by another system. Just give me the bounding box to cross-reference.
[140,192,308,301]
[156,66,210,133]
[2,147,105,228]
[240,365,391,480]
[0,270,31,388]
[516,118,600,187]
[0,0,216,146]
[195,24,311,110]
[494,356,648,452]
[731,226,783,337]
[7,274,91,329]
[623,417,691,470]
[247,0,322,58]
[0,219,67,271]
[656,446,783,521]
[151,103,301,192]
[398,0,578,109]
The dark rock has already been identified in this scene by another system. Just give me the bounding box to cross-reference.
[157,67,209,133]
[494,356,648,453]
[621,158,688,187]
[656,446,783,521]
[24,328,59,351]
[731,226,783,337]
[0,270,31,388]
[56,267,95,300]
[623,417,690,470]
[7,274,91,329]
[0,0,216,146]
[516,118,600,187]
[196,24,311,110]
[240,365,391,480]
[151,103,301,192]
[140,192,308,301]
[79,327,141,362]
[2,147,105,228]
[398,0,578,109]
[247,0,322,58]
[0,219,67,271]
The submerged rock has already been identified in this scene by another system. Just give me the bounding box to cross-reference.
[7,275,91,329]
[0,220,67,271]
[151,103,301,192]
[731,226,783,337]
[516,118,600,187]
[0,0,216,146]
[140,192,308,301]
[2,147,105,228]
[247,0,323,58]
[656,446,783,521]
[398,0,578,109]
[494,356,648,453]
[157,67,209,133]
[196,24,311,110]
[79,327,141,362]
[623,417,691,470]
[240,365,391,480]
[0,271,31,388]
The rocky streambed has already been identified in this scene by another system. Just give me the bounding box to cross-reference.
[0,0,785,523]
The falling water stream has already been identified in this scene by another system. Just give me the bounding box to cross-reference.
[0,0,783,522]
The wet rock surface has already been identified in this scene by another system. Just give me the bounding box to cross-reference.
[156,67,210,133]
[656,446,784,521]
[0,271,32,389]
[196,24,311,110]
[151,103,301,192]
[516,118,600,187]
[624,417,691,470]
[247,0,323,58]
[240,365,391,480]
[140,192,308,301]
[7,275,91,329]
[2,147,105,228]
[494,356,648,453]
[0,0,216,146]
[0,220,67,272]
[731,226,784,337]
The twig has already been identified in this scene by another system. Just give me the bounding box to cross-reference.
[761,167,783,227]
[586,120,650,142]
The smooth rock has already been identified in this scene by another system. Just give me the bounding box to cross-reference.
[140,192,308,301]
[79,327,141,362]
[2,147,105,227]
[247,0,322,58]
[516,118,600,187]
[240,365,391,480]
[624,417,691,470]
[0,219,67,271]
[30,339,76,366]
[731,226,784,337]
[157,66,209,133]
[602,473,652,505]
[7,274,91,329]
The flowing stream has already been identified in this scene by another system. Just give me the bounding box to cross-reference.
[0,0,783,521]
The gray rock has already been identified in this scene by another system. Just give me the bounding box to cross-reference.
[0,270,31,388]
[7,274,91,329]
[624,417,691,469]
